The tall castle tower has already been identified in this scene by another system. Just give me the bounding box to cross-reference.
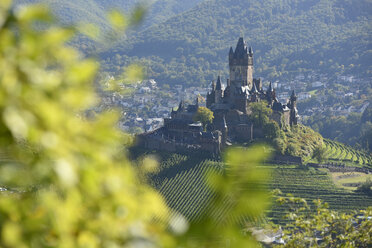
[229,37,253,89]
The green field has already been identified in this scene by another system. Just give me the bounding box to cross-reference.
[331,172,372,191]
[139,151,372,225]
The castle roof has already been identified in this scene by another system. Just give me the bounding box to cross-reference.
[234,37,248,58]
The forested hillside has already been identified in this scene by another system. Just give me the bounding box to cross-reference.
[101,0,372,86]
[305,105,372,152]
[14,0,371,87]
[13,0,203,49]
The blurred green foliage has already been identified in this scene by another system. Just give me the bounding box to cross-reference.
[0,2,174,247]
[0,2,272,247]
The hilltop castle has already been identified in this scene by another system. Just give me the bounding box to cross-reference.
[137,37,299,154]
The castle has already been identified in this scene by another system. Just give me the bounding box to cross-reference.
[137,37,299,154]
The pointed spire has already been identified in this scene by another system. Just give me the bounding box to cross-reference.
[216,75,222,90]
[235,37,246,57]
[291,90,297,100]
[229,46,234,54]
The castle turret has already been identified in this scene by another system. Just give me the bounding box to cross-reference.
[250,82,259,102]
[229,47,234,58]
[216,75,222,90]
[206,81,216,108]
[266,82,275,106]
[215,75,223,103]
[224,79,231,102]
[290,90,297,108]
[289,90,298,126]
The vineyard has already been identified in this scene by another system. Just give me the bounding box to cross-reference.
[266,164,372,224]
[323,139,372,166]
[142,151,372,225]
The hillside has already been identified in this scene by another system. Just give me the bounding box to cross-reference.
[101,0,372,86]
[132,150,372,225]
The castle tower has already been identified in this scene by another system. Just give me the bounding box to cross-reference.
[289,90,297,109]
[289,90,298,126]
[229,37,254,89]
[266,82,275,106]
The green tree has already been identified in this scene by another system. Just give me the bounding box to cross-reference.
[263,120,280,140]
[250,101,272,127]
[193,106,214,130]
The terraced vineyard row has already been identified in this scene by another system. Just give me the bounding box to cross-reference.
[324,139,372,166]
[150,154,372,225]
[265,164,372,224]
[157,159,223,221]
